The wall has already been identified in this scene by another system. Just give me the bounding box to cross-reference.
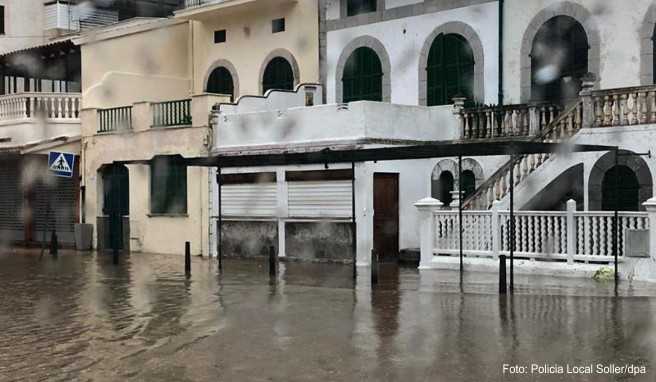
[0,0,46,54]
[78,19,191,109]
[325,1,499,105]
[503,0,655,103]
[191,1,320,97]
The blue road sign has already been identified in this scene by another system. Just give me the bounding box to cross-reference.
[48,151,75,178]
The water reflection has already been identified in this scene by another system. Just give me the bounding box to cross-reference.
[0,252,655,381]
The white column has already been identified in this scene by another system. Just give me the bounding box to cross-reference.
[566,199,576,265]
[276,168,288,258]
[414,197,443,269]
[491,200,501,258]
[643,197,656,261]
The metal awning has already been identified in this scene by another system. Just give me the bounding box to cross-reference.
[114,141,618,168]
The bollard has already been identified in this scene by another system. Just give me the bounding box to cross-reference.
[371,250,378,285]
[269,245,276,277]
[49,231,58,257]
[499,255,507,294]
[185,241,191,276]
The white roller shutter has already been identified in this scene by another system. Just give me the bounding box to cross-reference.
[288,181,352,218]
[221,183,277,217]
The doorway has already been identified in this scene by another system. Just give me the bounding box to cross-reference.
[373,173,399,262]
[101,164,129,250]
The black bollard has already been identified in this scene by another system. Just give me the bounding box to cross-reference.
[185,241,191,277]
[269,245,276,277]
[499,254,507,294]
[49,231,58,257]
[371,250,378,285]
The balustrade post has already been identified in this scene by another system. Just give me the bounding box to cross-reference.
[643,198,656,261]
[528,103,540,135]
[491,200,501,258]
[579,72,596,129]
[452,96,467,139]
[566,199,576,265]
[414,197,443,269]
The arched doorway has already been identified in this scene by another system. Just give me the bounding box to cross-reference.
[206,66,234,101]
[602,165,640,211]
[342,47,383,102]
[531,16,589,103]
[101,164,129,250]
[426,33,474,106]
[262,57,294,93]
[461,170,476,200]
[438,171,454,206]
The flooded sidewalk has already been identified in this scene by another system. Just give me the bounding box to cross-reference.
[1,250,655,381]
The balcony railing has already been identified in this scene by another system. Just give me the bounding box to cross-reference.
[184,0,222,8]
[0,92,81,122]
[460,102,560,140]
[98,106,132,133]
[152,99,192,128]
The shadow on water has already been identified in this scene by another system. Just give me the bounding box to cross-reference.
[1,252,656,381]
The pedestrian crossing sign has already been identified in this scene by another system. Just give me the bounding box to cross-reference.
[48,151,75,178]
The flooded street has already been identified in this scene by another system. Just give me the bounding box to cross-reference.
[1,251,656,381]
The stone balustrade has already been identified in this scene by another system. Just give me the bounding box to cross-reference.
[0,92,81,122]
[589,85,656,127]
[459,102,560,140]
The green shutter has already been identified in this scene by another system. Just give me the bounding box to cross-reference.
[151,156,187,214]
[262,57,294,93]
[342,47,383,103]
[426,34,475,106]
[206,67,234,100]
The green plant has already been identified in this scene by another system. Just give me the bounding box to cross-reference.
[592,266,614,282]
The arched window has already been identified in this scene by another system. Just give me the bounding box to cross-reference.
[602,165,640,211]
[426,34,474,106]
[206,67,234,100]
[438,171,454,206]
[342,47,383,103]
[531,16,589,103]
[262,57,294,94]
[461,170,476,200]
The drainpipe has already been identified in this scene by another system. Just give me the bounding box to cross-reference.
[498,0,504,106]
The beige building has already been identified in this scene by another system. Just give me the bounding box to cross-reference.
[77,0,321,256]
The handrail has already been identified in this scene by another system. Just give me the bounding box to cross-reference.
[98,106,132,133]
[152,99,192,128]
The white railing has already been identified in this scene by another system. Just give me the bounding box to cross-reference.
[0,92,81,122]
[460,102,560,139]
[418,199,649,265]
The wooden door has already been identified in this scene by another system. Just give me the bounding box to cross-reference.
[373,173,399,262]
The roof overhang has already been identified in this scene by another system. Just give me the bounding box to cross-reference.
[114,141,619,168]
[175,0,297,21]
[0,135,81,156]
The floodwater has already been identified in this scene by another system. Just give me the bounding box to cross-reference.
[1,251,656,381]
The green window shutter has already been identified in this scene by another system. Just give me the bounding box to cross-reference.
[151,156,187,214]
[206,66,234,101]
[342,47,383,103]
[262,57,294,93]
[426,34,475,106]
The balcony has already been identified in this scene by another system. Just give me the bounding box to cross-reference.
[0,92,82,149]
[177,0,296,20]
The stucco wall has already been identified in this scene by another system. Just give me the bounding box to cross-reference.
[326,1,499,105]
[0,0,46,54]
[191,1,320,97]
[503,0,655,103]
[79,20,191,109]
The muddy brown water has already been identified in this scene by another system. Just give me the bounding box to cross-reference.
[1,251,655,381]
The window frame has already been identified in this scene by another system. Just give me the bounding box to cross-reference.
[346,0,377,17]
[150,156,188,215]
[342,46,383,103]
[214,29,226,44]
[262,56,294,93]
[272,18,285,34]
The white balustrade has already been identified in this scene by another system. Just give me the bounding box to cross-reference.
[0,92,81,122]
[460,103,560,140]
[418,199,650,265]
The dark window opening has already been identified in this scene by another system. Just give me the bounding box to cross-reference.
[347,0,376,17]
[262,57,294,93]
[342,47,383,102]
[102,164,129,217]
[0,6,5,35]
[426,33,475,106]
[214,29,226,43]
[531,16,589,104]
[439,171,454,206]
[151,156,187,215]
[461,170,476,200]
[602,165,640,211]
[272,18,285,33]
[206,66,234,100]
[220,172,277,185]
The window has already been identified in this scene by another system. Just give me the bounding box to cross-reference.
[426,34,474,106]
[602,165,640,211]
[461,170,476,200]
[272,18,285,33]
[0,6,5,35]
[206,66,234,100]
[262,57,294,93]
[214,29,226,43]
[342,47,383,102]
[347,0,376,17]
[438,171,454,206]
[531,16,589,103]
[151,156,187,215]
